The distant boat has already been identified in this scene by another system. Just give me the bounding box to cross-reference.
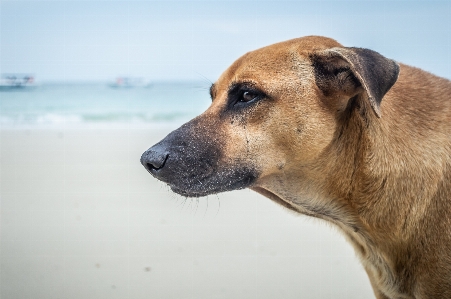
[108,77,152,88]
[0,74,39,90]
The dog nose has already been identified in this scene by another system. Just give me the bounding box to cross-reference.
[141,145,169,173]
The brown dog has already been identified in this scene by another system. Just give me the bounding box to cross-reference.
[141,36,451,299]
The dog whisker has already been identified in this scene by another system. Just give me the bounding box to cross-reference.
[194,198,200,216]
[193,72,213,86]
[215,194,220,217]
[203,196,209,218]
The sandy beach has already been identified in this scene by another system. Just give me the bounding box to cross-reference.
[1,126,374,298]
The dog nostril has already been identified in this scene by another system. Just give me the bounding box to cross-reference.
[141,151,169,173]
[146,162,158,171]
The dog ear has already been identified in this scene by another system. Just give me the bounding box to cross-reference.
[311,47,399,117]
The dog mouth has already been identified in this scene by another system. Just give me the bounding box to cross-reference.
[142,140,259,198]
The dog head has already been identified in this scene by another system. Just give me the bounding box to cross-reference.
[141,36,399,201]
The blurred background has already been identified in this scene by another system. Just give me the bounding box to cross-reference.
[1,1,450,298]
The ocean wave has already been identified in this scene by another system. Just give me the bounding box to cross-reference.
[0,112,192,126]
[0,113,81,125]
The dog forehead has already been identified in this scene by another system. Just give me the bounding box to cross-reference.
[216,49,303,91]
[216,36,343,89]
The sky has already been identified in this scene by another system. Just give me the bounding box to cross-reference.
[1,0,450,82]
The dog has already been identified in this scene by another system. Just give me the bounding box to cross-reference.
[141,36,451,299]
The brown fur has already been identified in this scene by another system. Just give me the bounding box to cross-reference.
[142,36,451,298]
[212,36,451,298]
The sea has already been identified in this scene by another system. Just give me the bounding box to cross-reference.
[0,82,212,129]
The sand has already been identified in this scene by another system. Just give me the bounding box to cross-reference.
[0,126,373,299]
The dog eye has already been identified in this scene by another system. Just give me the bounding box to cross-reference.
[240,91,258,102]
[228,84,266,108]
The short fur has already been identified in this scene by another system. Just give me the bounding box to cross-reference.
[141,36,451,299]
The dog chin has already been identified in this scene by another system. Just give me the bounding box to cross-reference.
[169,185,212,198]
[168,171,258,198]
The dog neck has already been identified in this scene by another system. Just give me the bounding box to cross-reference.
[253,101,451,298]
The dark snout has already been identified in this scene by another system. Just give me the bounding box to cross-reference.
[139,120,223,195]
[140,118,258,197]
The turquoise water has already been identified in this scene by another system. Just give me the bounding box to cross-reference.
[0,82,212,128]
